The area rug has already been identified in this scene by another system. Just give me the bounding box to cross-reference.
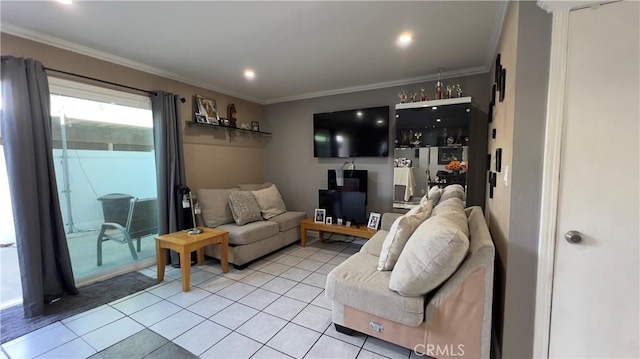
[0,271,157,344]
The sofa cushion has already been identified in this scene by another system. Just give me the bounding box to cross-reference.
[238,182,272,191]
[269,211,306,232]
[432,198,469,237]
[440,184,465,202]
[389,213,470,296]
[228,191,263,226]
[197,188,235,227]
[217,220,280,246]
[360,230,387,256]
[377,204,433,271]
[326,252,425,326]
[252,184,287,219]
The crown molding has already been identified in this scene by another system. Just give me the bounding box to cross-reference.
[537,0,608,13]
[0,23,265,104]
[262,66,488,105]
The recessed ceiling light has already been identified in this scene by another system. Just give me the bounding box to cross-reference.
[244,69,255,80]
[436,118,441,122]
[396,32,413,47]
[357,111,363,117]
[432,106,438,110]
[56,0,73,4]
[376,120,383,124]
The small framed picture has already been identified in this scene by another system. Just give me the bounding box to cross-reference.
[314,209,326,223]
[251,121,260,131]
[367,212,381,230]
[325,217,332,225]
[195,113,208,124]
[196,95,220,125]
[336,218,343,225]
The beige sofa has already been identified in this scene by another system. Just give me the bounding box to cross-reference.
[197,183,306,268]
[326,190,494,358]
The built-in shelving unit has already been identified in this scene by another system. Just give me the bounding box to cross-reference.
[186,121,272,136]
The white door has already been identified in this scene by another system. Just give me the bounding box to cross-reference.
[549,1,639,357]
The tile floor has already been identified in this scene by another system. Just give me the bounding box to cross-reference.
[0,237,417,359]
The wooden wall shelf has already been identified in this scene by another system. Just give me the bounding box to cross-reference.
[186,121,272,136]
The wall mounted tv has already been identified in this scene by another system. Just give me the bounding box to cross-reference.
[313,106,390,158]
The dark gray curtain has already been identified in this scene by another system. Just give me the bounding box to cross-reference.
[151,92,186,264]
[0,56,78,318]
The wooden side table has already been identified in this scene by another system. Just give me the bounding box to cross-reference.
[299,217,378,247]
[155,227,229,292]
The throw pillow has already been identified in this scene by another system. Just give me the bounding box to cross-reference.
[197,188,236,227]
[389,214,470,296]
[427,186,443,205]
[252,184,287,219]
[440,184,465,202]
[377,203,433,271]
[228,191,263,226]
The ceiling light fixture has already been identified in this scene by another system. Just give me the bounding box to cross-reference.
[56,0,73,4]
[436,118,441,122]
[357,111,363,117]
[432,106,438,110]
[244,69,255,80]
[396,33,413,47]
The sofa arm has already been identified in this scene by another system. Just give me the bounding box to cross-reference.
[381,213,402,231]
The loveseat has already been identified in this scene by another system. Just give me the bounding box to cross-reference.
[197,183,306,268]
[326,185,494,358]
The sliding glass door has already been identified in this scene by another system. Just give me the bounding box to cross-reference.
[49,78,158,284]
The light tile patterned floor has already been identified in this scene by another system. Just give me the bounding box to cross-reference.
[0,237,414,359]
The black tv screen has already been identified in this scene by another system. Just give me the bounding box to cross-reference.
[313,106,389,158]
[318,189,367,225]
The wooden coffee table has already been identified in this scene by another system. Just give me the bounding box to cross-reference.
[155,227,229,292]
[299,217,378,247]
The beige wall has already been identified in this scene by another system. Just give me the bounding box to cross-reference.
[486,2,552,357]
[0,33,266,191]
[485,1,518,352]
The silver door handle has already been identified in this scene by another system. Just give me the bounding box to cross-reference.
[565,231,583,244]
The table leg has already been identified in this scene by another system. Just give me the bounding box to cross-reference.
[155,239,165,282]
[319,230,324,240]
[180,250,191,292]
[220,234,229,273]
[301,224,307,247]
[197,248,205,266]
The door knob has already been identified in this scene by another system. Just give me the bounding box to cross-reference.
[565,231,583,244]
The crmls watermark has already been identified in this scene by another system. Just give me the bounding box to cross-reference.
[413,344,465,357]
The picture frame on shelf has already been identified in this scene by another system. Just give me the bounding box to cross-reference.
[314,209,326,223]
[251,121,260,131]
[196,95,220,125]
[195,113,208,124]
[367,212,381,230]
[325,217,332,225]
[438,146,463,164]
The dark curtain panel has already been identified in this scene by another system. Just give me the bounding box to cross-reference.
[0,56,78,318]
[151,92,186,264]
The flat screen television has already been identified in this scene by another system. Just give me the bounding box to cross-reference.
[318,189,367,225]
[313,106,389,158]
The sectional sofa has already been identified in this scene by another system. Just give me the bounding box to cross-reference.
[326,185,495,358]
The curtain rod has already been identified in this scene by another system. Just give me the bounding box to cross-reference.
[45,67,158,96]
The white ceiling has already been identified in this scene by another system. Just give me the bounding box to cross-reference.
[1,1,506,105]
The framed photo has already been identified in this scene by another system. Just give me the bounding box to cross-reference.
[314,209,326,223]
[196,95,220,125]
[499,68,506,102]
[325,217,332,225]
[438,146,463,164]
[195,113,208,124]
[336,218,343,225]
[367,212,381,230]
[251,121,260,131]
